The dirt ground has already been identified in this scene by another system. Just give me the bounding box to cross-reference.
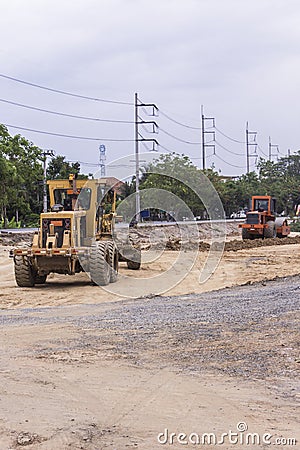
[0,225,299,449]
[1,230,300,308]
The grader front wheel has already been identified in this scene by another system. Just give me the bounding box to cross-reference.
[108,242,119,283]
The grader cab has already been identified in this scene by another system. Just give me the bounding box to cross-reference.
[13,175,141,287]
[239,195,290,240]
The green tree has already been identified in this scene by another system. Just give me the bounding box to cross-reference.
[47,155,86,180]
[0,124,90,226]
[0,124,44,225]
[0,156,17,226]
[138,154,224,218]
[234,171,261,209]
[218,179,242,216]
[258,156,300,214]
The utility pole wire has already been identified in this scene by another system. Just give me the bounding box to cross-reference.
[256,143,268,158]
[214,153,246,169]
[159,127,201,144]
[213,125,246,144]
[157,144,176,154]
[214,139,244,156]
[0,98,134,123]
[3,123,136,141]
[0,73,133,105]
[159,110,201,130]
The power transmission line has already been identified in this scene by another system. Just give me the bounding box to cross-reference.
[213,125,246,144]
[159,110,201,130]
[0,98,134,123]
[214,153,246,169]
[0,73,133,105]
[159,127,201,144]
[157,143,178,154]
[256,143,268,158]
[214,139,244,156]
[4,123,135,141]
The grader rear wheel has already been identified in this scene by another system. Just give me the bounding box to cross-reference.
[108,242,119,283]
[90,242,111,286]
[14,255,35,287]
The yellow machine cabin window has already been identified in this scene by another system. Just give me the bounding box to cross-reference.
[54,188,92,211]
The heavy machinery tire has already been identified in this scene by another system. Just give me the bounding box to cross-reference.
[127,247,141,270]
[108,242,119,283]
[127,260,141,270]
[264,221,276,239]
[90,242,111,286]
[275,218,288,238]
[34,274,47,284]
[242,228,251,240]
[14,255,35,287]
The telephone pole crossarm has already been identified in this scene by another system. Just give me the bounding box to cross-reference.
[138,103,159,116]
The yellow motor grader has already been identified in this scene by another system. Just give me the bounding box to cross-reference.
[13,175,141,287]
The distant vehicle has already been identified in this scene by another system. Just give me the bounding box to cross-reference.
[239,195,290,239]
[140,209,151,221]
[230,211,247,219]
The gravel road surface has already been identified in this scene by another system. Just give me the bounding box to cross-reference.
[0,247,299,448]
[1,275,299,390]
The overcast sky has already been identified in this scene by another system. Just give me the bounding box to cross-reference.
[0,0,300,177]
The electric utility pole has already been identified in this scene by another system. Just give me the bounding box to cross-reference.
[134,93,159,222]
[201,105,215,170]
[245,122,257,173]
[42,150,55,212]
[268,136,279,162]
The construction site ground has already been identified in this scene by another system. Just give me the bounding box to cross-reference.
[0,222,299,449]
